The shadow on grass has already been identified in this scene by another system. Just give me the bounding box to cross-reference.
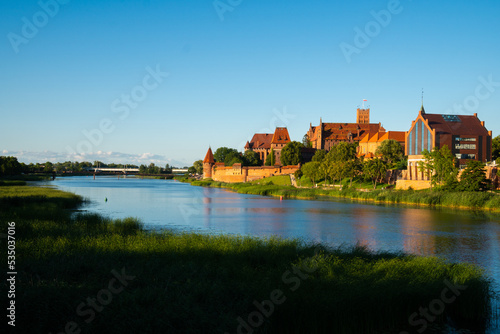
[0,187,495,334]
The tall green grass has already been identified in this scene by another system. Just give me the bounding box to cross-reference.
[0,184,494,333]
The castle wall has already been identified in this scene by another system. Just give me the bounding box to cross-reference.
[209,164,300,183]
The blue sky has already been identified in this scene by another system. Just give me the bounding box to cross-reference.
[1,0,499,166]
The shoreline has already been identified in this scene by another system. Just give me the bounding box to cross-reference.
[0,181,496,333]
[189,179,500,214]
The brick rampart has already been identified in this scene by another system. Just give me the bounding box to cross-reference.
[211,164,299,183]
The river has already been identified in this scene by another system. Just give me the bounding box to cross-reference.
[47,175,499,330]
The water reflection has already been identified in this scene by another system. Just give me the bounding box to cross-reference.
[49,177,500,306]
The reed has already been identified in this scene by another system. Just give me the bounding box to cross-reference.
[0,184,494,334]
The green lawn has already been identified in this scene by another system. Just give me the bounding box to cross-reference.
[250,174,291,186]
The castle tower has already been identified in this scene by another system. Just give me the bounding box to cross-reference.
[203,147,215,179]
[356,108,370,124]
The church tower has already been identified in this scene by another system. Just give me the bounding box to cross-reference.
[203,147,215,179]
[356,108,370,124]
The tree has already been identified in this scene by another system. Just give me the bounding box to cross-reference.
[312,150,326,162]
[458,160,489,191]
[0,156,22,176]
[419,146,458,189]
[164,164,172,174]
[301,161,321,186]
[226,155,244,166]
[213,147,239,164]
[363,159,388,189]
[376,139,404,167]
[243,150,261,166]
[302,134,312,148]
[325,142,359,186]
[44,162,54,173]
[329,142,357,162]
[344,158,362,187]
[280,141,304,166]
[193,160,203,175]
[492,135,500,161]
[319,158,331,185]
[265,148,276,166]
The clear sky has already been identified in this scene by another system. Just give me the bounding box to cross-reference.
[1,0,499,167]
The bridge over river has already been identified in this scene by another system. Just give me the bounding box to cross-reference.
[90,168,189,174]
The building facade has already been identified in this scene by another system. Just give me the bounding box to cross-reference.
[405,105,492,180]
[357,131,406,159]
[306,108,385,151]
[244,127,291,165]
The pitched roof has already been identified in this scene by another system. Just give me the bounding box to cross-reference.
[203,147,214,163]
[379,131,406,143]
[320,122,384,142]
[422,113,489,136]
[368,131,386,143]
[247,133,273,150]
[271,127,291,144]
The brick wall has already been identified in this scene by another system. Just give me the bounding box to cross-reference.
[210,164,300,183]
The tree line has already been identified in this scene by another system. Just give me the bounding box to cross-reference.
[0,157,186,176]
[299,139,405,189]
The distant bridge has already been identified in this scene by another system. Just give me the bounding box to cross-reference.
[171,168,189,173]
[89,168,189,174]
[91,168,139,173]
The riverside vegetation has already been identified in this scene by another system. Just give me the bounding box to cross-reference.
[0,183,495,333]
[189,175,500,213]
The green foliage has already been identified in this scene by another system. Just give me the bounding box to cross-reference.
[193,160,203,174]
[280,141,304,166]
[376,139,405,167]
[363,159,388,189]
[0,156,23,176]
[458,160,489,191]
[43,161,53,172]
[419,146,458,188]
[265,148,276,166]
[302,134,312,148]
[394,157,408,170]
[492,135,500,161]
[311,149,326,162]
[164,163,172,173]
[213,147,240,164]
[243,150,261,166]
[324,142,360,185]
[327,142,357,162]
[139,163,162,174]
[226,155,244,166]
[301,161,321,184]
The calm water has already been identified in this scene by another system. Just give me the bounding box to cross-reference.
[47,175,500,328]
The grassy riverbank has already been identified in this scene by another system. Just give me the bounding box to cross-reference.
[191,178,500,212]
[0,184,494,333]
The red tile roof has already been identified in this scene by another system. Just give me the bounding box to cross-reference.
[203,147,214,163]
[422,113,490,136]
[379,131,406,142]
[247,133,273,150]
[320,123,384,142]
[271,127,291,144]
